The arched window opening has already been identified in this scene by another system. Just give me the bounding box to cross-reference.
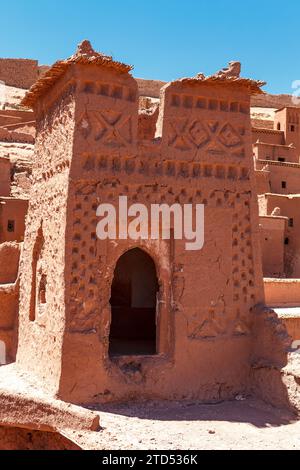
[109,248,159,356]
[29,224,44,321]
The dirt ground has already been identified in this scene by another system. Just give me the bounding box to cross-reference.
[65,398,300,450]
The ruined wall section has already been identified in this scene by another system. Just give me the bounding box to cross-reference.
[16,74,76,394]
[0,59,38,89]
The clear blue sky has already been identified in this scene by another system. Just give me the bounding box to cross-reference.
[0,0,299,94]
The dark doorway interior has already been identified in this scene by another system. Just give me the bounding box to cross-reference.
[109,248,159,356]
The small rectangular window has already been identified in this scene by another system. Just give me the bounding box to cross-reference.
[289,218,294,227]
[282,181,287,189]
[290,125,295,132]
[278,157,285,162]
[183,95,193,108]
[230,102,239,112]
[209,99,218,110]
[284,237,289,245]
[7,220,15,233]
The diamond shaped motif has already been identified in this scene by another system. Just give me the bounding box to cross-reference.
[218,123,242,147]
[189,121,210,147]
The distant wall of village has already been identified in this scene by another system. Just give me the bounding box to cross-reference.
[0,59,49,89]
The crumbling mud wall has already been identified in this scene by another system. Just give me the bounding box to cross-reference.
[0,59,38,89]
[250,305,292,410]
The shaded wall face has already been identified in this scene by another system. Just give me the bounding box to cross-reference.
[16,77,76,393]
[265,195,300,277]
[254,143,298,163]
[255,159,300,194]
[0,242,20,283]
[252,129,284,145]
[268,165,300,194]
[0,199,28,243]
[259,217,286,277]
[254,170,270,194]
[0,242,21,362]
[0,159,11,197]
[0,59,38,89]
[58,74,264,403]
[265,279,300,307]
[274,108,300,155]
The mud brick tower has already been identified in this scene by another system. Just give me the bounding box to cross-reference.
[16,41,286,404]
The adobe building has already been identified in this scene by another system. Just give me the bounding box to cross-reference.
[0,64,34,366]
[1,40,287,408]
[0,42,298,448]
[249,97,300,345]
[253,105,300,278]
[0,156,28,365]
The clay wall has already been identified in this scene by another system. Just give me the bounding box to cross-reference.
[0,242,20,284]
[274,108,300,156]
[16,71,76,394]
[0,59,38,89]
[252,128,284,145]
[0,283,19,363]
[259,215,286,277]
[253,142,298,164]
[255,161,300,194]
[0,157,10,196]
[254,169,270,194]
[263,194,300,277]
[0,128,34,144]
[135,79,300,111]
[138,98,159,140]
[264,278,300,307]
[136,78,166,98]
[280,314,300,341]
[0,198,28,243]
[0,110,34,128]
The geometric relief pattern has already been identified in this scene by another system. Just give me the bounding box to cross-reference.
[78,110,133,147]
[69,188,99,332]
[168,119,244,155]
[231,196,255,336]
[218,123,242,147]
[79,153,250,185]
[188,193,255,340]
